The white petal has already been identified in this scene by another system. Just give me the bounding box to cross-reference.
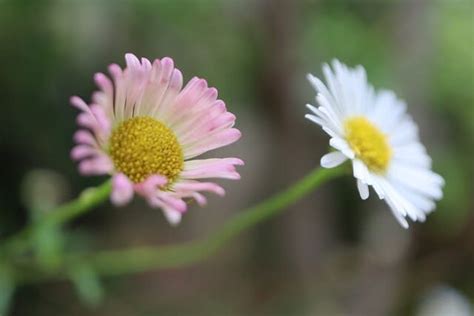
[379,177,426,224]
[352,159,369,182]
[387,198,410,229]
[357,179,369,200]
[307,73,337,111]
[370,175,386,199]
[389,117,419,146]
[377,177,407,217]
[388,164,444,200]
[305,103,320,115]
[391,180,436,213]
[322,126,340,139]
[379,185,410,228]
[306,103,343,137]
[392,142,432,169]
[320,152,347,168]
[305,113,324,126]
[317,98,343,133]
[329,137,355,159]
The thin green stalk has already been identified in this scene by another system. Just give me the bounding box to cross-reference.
[45,180,112,225]
[11,166,345,284]
[1,180,112,255]
[71,166,345,277]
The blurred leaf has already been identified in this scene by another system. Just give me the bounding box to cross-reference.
[20,169,68,269]
[33,223,64,270]
[432,1,474,137]
[70,264,104,308]
[20,169,69,221]
[301,8,393,87]
[0,264,15,316]
[430,150,470,235]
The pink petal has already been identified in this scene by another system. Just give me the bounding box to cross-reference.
[163,78,208,122]
[155,191,187,213]
[73,130,97,146]
[70,145,98,160]
[89,104,111,135]
[149,57,183,118]
[134,59,164,116]
[78,155,113,175]
[184,128,242,159]
[93,72,114,117]
[122,56,149,119]
[111,173,134,206]
[125,53,141,69]
[76,112,96,130]
[171,87,219,130]
[181,158,244,180]
[162,208,182,226]
[179,112,236,145]
[141,192,186,225]
[190,192,207,206]
[185,158,244,169]
[108,63,125,122]
[173,181,225,196]
[70,96,90,113]
[94,73,113,96]
[134,174,168,197]
[157,66,200,119]
[174,99,227,139]
[141,57,152,70]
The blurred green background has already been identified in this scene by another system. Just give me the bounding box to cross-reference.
[0,0,473,315]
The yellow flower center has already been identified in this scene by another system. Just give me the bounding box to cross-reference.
[344,116,392,173]
[109,116,184,183]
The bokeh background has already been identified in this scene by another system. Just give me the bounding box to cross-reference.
[1,0,473,315]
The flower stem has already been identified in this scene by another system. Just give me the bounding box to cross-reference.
[10,166,345,284]
[1,180,112,255]
[46,180,112,225]
[67,166,345,278]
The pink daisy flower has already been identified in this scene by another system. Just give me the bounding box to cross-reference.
[70,53,243,225]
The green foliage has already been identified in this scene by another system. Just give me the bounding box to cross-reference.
[0,1,472,314]
[0,265,15,316]
[301,7,393,87]
[70,264,104,307]
[428,1,474,231]
[431,151,471,234]
[432,1,474,137]
[33,223,64,270]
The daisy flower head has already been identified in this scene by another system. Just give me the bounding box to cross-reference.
[70,54,243,225]
[305,60,444,228]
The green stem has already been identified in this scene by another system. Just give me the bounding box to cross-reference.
[45,180,112,225]
[70,166,344,278]
[1,180,112,255]
[11,166,344,284]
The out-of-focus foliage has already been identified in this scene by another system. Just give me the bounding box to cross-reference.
[301,3,393,86]
[0,0,472,315]
[432,1,474,136]
[429,1,473,234]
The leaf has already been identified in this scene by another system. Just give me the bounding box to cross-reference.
[0,264,15,316]
[33,223,64,270]
[69,264,104,308]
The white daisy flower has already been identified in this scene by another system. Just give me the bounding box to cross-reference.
[305,60,444,228]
